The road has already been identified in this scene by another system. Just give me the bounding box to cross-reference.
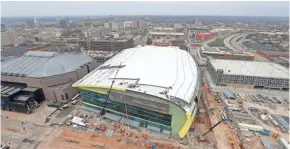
[223,33,253,52]
[224,34,241,52]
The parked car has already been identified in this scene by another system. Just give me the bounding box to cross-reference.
[62,104,69,109]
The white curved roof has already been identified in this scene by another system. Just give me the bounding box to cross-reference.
[1,51,93,78]
[74,46,199,104]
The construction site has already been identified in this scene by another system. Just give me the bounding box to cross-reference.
[2,76,289,149]
[34,79,246,149]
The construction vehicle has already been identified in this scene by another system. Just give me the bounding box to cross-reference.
[210,108,215,115]
[271,132,279,139]
[229,140,234,148]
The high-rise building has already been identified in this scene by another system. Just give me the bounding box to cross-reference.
[1,24,6,30]
[173,23,183,30]
[104,22,120,32]
[24,19,35,29]
[58,17,70,29]
[194,16,202,28]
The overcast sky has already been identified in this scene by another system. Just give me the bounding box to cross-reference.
[1,1,289,17]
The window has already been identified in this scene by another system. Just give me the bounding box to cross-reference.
[65,93,69,100]
[61,95,64,101]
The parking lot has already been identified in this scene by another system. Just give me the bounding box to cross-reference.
[1,103,57,125]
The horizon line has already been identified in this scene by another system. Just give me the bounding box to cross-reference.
[2,14,289,18]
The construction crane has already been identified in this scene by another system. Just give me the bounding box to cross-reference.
[100,62,122,116]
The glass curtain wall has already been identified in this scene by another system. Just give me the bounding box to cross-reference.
[80,89,172,131]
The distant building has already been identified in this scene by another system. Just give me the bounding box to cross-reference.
[1,31,25,47]
[207,59,289,90]
[84,28,110,38]
[104,22,120,31]
[173,23,183,30]
[194,16,202,28]
[200,47,255,61]
[132,20,142,28]
[186,26,210,39]
[256,50,289,58]
[24,19,35,29]
[124,21,133,28]
[1,23,6,30]
[148,32,185,40]
[79,37,134,52]
[1,46,27,56]
[57,17,70,29]
[1,51,99,109]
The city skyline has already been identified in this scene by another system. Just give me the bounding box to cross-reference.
[2,1,289,17]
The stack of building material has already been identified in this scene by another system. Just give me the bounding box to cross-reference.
[261,136,274,149]
[238,123,263,132]
[71,116,86,127]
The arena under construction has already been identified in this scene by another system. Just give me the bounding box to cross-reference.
[73,46,202,138]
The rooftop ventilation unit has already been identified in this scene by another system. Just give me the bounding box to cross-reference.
[127,84,136,88]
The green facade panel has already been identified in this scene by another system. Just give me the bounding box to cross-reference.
[79,88,187,134]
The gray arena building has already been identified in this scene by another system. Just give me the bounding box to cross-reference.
[1,51,99,113]
[207,59,289,90]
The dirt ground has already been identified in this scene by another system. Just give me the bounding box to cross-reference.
[39,128,145,149]
[247,136,264,149]
[202,91,242,149]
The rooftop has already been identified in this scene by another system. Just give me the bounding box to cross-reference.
[201,46,220,52]
[1,51,93,78]
[149,32,185,36]
[209,59,289,79]
[73,46,199,110]
[260,50,289,55]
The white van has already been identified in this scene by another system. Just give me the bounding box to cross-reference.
[72,100,78,105]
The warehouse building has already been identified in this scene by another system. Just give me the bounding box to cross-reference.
[148,32,185,40]
[268,57,289,68]
[256,50,289,58]
[1,51,99,112]
[73,46,202,138]
[200,47,255,61]
[207,59,289,90]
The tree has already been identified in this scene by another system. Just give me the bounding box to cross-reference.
[146,38,152,45]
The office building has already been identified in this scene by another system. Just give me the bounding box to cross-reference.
[24,19,35,29]
[194,16,202,28]
[104,22,120,31]
[207,59,289,90]
[57,17,70,29]
[148,32,185,40]
[78,37,134,52]
[73,46,202,138]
